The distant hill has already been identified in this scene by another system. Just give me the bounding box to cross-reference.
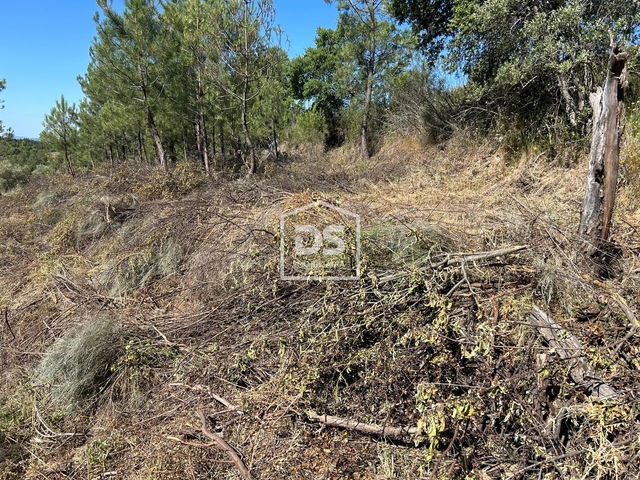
[13,136,39,141]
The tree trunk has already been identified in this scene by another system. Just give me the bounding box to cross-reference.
[558,74,578,128]
[138,129,148,164]
[63,141,75,176]
[197,69,210,175]
[146,104,166,169]
[139,68,166,169]
[578,42,627,271]
[241,3,257,175]
[220,122,225,158]
[272,120,279,161]
[360,2,376,161]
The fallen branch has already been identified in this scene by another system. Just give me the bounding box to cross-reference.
[307,411,417,443]
[210,392,243,414]
[378,245,528,284]
[196,410,253,480]
[580,272,640,330]
[433,245,528,270]
[610,292,640,329]
[529,306,617,399]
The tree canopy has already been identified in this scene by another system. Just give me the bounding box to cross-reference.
[0,78,12,139]
[389,0,640,133]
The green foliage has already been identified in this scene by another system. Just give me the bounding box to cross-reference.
[0,137,51,171]
[0,78,11,138]
[0,160,30,192]
[387,0,453,63]
[33,319,123,409]
[389,0,640,141]
[41,95,79,175]
[285,105,327,146]
[77,0,288,173]
[290,4,415,150]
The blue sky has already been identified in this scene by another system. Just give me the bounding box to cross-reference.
[0,1,337,139]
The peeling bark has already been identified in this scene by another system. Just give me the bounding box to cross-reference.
[578,42,627,269]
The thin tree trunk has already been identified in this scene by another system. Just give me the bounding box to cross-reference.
[578,41,627,269]
[558,74,578,128]
[196,119,203,164]
[183,137,188,163]
[138,129,148,164]
[360,0,376,161]
[139,67,166,169]
[272,120,279,161]
[146,104,166,169]
[220,121,225,161]
[241,3,257,175]
[196,69,210,175]
[136,130,143,163]
[113,139,120,164]
[63,141,75,176]
[201,115,210,174]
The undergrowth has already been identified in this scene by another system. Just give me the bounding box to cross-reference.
[0,136,639,479]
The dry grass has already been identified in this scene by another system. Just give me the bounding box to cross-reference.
[0,136,639,479]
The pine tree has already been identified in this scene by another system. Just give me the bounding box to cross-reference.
[41,95,79,176]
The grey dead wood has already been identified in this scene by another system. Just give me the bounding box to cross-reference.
[529,306,617,400]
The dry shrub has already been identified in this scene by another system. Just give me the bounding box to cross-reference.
[3,134,640,479]
[31,188,73,209]
[621,134,640,195]
[97,238,183,297]
[135,162,204,200]
[361,222,455,270]
[33,318,124,409]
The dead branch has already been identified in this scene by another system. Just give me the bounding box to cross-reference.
[379,244,529,284]
[210,392,243,414]
[196,410,253,480]
[529,306,617,400]
[4,307,15,341]
[307,411,417,443]
[428,422,459,480]
[434,245,529,269]
[610,292,640,329]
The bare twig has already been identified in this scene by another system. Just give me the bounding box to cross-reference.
[307,411,417,443]
[196,410,253,480]
[4,307,15,341]
[428,422,459,480]
[210,392,243,414]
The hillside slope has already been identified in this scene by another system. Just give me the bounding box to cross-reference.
[1,138,640,479]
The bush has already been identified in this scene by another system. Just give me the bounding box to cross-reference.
[361,223,455,271]
[0,160,30,192]
[33,318,123,409]
[135,162,204,200]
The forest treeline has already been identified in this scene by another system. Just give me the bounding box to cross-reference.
[1,0,640,180]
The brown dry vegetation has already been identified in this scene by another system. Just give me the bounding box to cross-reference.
[1,135,640,479]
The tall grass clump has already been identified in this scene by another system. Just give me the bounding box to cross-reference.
[33,318,123,409]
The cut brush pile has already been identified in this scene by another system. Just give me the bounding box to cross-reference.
[1,136,640,479]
